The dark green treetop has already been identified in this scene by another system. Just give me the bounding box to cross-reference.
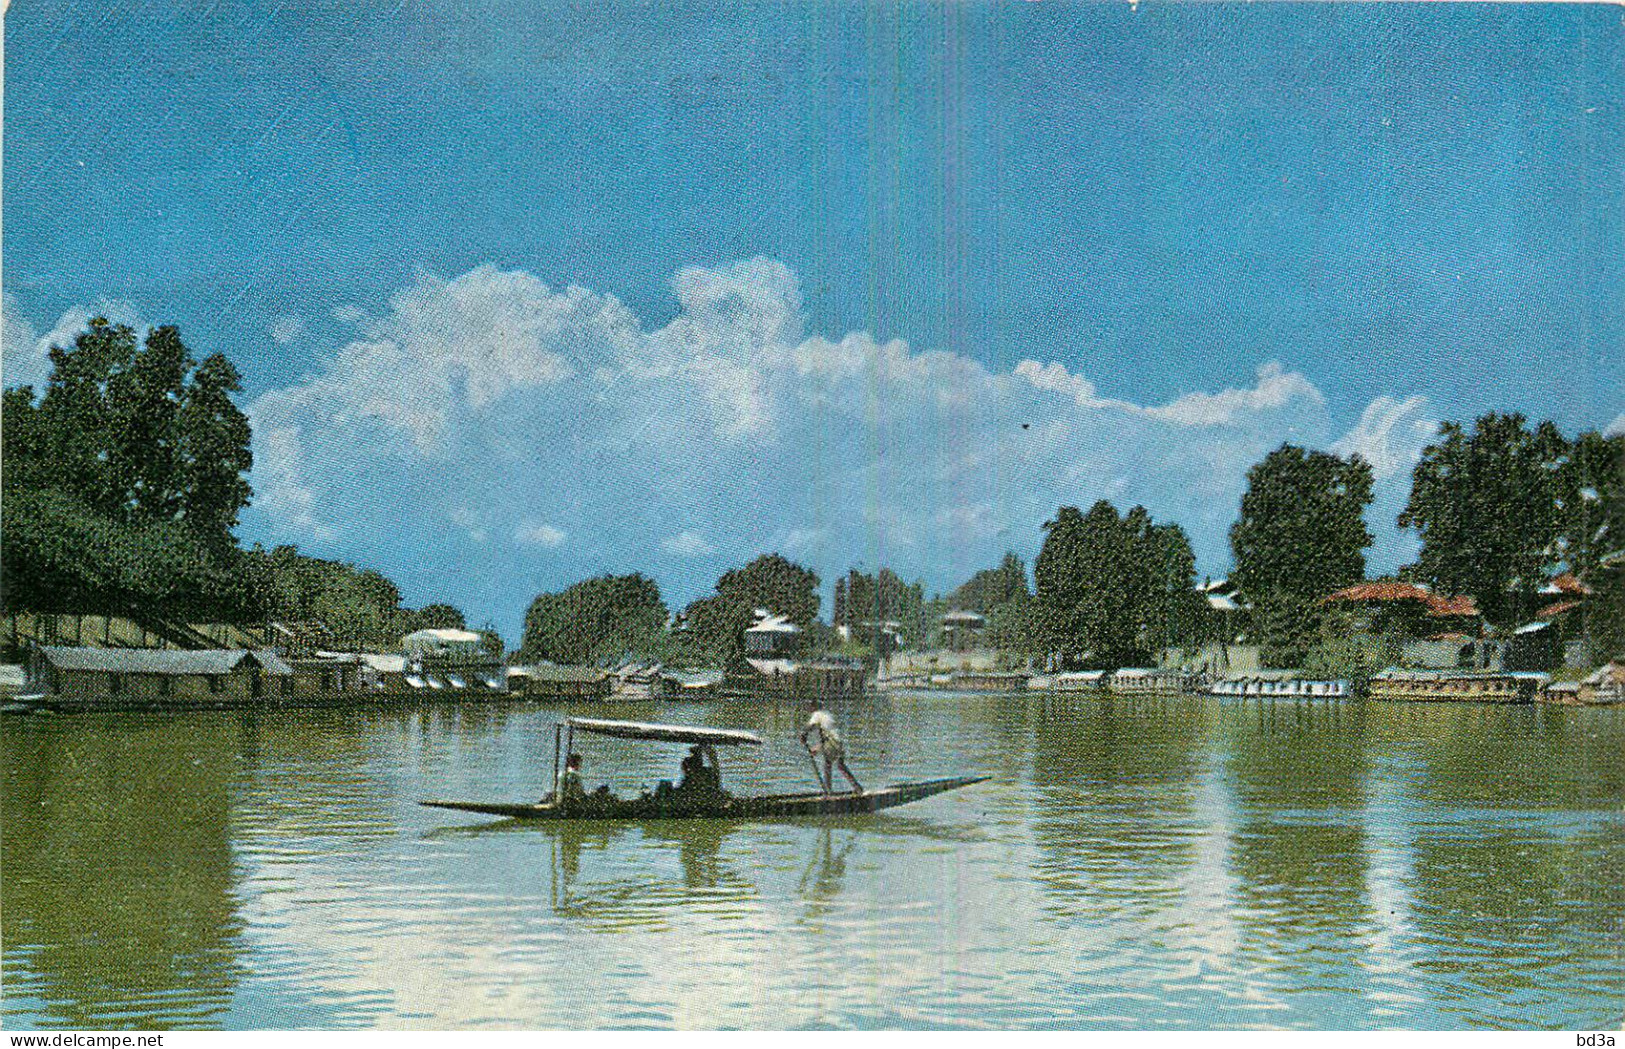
[684,553,819,665]
[520,573,668,665]
[1399,414,1568,627]
[1230,444,1374,604]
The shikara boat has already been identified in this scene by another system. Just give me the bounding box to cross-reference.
[422,716,989,821]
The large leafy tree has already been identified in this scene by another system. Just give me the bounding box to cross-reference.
[1229,445,1374,666]
[3,320,258,620]
[1399,414,1568,628]
[1230,445,1374,603]
[520,574,668,665]
[685,553,819,665]
[1033,501,1196,669]
[18,319,253,536]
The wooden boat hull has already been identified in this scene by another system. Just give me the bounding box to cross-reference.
[422,775,989,821]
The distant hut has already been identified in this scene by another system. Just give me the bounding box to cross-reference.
[744,611,802,658]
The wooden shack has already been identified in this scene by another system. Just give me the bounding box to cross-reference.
[28,645,295,709]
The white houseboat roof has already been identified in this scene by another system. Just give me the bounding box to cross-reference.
[38,646,294,676]
[745,612,801,635]
[358,653,408,673]
[403,627,483,644]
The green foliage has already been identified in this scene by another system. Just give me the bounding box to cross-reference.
[1229,444,1374,668]
[684,553,819,665]
[1560,431,1625,577]
[476,624,505,658]
[949,552,1030,613]
[3,322,257,622]
[520,574,668,665]
[248,544,448,650]
[1251,593,1323,669]
[1559,431,1625,662]
[1400,414,1568,628]
[18,319,253,537]
[1584,560,1625,665]
[1300,631,1401,689]
[406,604,467,632]
[1032,501,1201,670]
[982,598,1039,656]
[1231,444,1374,603]
[3,488,263,620]
[833,567,925,645]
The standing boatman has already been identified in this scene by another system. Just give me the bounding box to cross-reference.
[800,696,864,796]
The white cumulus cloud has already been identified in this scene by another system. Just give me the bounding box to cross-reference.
[240,257,1382,625]
[270,315,307,344]
[2,296,147,390]
[1331,394,1440,481]
[516,522,567,548]
[661,531,717,558]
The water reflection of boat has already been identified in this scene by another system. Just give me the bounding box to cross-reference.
[422,717,989,821]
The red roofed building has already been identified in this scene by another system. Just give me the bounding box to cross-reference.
[1539,573,1592,598]
[1321,581,1482,637]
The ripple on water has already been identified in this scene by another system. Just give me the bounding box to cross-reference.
[2,695,1622,1029]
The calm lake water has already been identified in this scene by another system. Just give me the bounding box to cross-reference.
[3,692,1622,1030]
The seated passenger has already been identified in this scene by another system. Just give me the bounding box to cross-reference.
[558,752,587,805]
[678,744,722,796]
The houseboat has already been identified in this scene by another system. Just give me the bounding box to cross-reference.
[1206,676,1351,699]
[1367,668,1544,704]
[1050,670,1108,693]
[1109,668,1200,694]
[507,664,613,700]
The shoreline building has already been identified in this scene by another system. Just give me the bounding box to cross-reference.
[941,610,987,651]
[739,609,864,697]
[26,646,297,709]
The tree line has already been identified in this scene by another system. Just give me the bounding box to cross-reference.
[447,415,1625,673]
[6,319,1619,670]
[2,319,481,652]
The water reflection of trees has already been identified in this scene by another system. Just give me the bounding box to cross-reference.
[1024,694,1209,921]
[1221,699,1374,971]
[1,715,245,1029]
[1374,703,1625,1024]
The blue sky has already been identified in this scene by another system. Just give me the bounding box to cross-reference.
[5,0,1622,638]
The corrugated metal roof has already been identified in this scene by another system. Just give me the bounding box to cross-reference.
[510,664,608,683]
[39,646,292,675]
[358,653,407,673]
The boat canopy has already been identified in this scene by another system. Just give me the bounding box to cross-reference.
[564,717,764,747]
